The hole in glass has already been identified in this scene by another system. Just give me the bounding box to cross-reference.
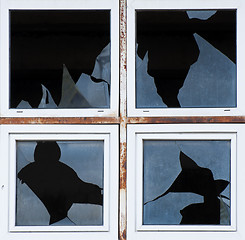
[10,10,111,109]
[136,10,236,108]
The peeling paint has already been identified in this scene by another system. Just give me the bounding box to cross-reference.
[127,116,245,124]
[2,116,244,125]
[120,142,127,190]
[0,117,120,124]
[120,228,126,240]
[119,0,127,239]
[119,188,127,240]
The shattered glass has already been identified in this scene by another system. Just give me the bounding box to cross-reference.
[11,10,111,109]
[143,140,231,225]
[136,10,236,108]
[16,140,104,226]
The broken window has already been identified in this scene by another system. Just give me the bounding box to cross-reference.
[143,140,230,225]
[135,10,236,109]
[10,10,111,109]
[1,1,245,240]
[16,140,104,226]
[3,124,119,239]
[127,124,237,237]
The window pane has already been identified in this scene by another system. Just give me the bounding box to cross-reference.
[143,140,231,225]
[10,10,110,109]
[16,140,104,226]
[136,10,236,108]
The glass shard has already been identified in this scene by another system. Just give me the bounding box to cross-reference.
[59,65,91,108]
[143,140,231,225]
[10,10,111,109]
[38,84,58,108]
[16,140,104,226]
[136,10,236,108]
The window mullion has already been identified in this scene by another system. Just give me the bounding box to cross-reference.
[119,0,127,240]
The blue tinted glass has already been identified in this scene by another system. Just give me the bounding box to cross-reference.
[16,140,104,226]
[143,140,231,225]
[136,10,236,108]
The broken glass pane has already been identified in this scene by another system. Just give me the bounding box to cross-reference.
[143,140,231,225]
[11,10,111,109]
[16,140,104,226]
[136,10,236,108]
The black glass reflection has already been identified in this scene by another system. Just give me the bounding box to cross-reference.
[10,10,110,109]
[136,10,236,108]
[16,140,104,226]
[143,140,231,225]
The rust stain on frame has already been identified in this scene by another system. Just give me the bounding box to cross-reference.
[120,142,127,189]
[120,6,127,71]
[119,140,127,240]
[2,116,245,125]
[127,116,245,124]
[119,0,127,239]
[0,117,120,124]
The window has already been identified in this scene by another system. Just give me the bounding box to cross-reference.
[0,0,245,240]
[127,124,244,240]
[0,0,119,117]
[127,0,245,117]
[0,124,118,240]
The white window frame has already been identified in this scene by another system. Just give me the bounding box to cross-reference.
[0,0,119,117]
[127,0,245,117]
[127,124,245,240]
[0,124,118,240]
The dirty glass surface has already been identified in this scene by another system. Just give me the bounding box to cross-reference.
[16,140,104,226]
[10,10,111,109]
[143,140,231,225]
[136,10,236,108]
